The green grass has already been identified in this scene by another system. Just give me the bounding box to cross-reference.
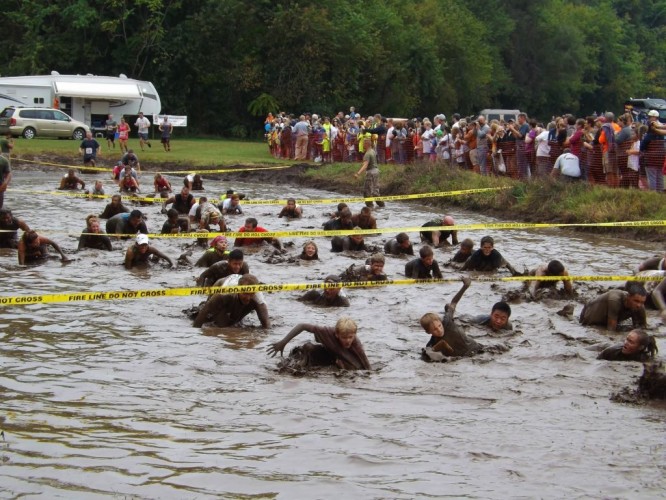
[13,137,283,167]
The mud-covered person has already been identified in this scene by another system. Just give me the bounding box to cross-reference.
[384,232,414,256]
[78,215,112,251]
[340,253,388,282]
[124,233,175,269]
[448,238,474,267]
[195,235,230,267]
[278,198,302,218]
[420,277,483,361]
[267,317,371,370]
[331,227,367,253]
[351,206,377,230]
[196,249,249,286]
[470,301,513,332]
[193,274,270,328]
[597,329,658,361]
[0,208,29,249]
[99,194,129,219]
[405,245,443,279]
[299,240,319,260]
[298,275,350,307]
[460,235,520,275]
[18,230,70,265]
[59,169,85,190]
[579,283,648,331]
[420,215,458,247]
[323,207,354,231]
[528,259,574,298]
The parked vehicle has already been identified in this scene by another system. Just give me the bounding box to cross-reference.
[0,107,90,139]
[624,98,666,123]
[478,109,522,122]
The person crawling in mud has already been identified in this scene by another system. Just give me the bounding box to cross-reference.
[298,275,350,307]
[637,253,666,272]
[267,317,371,370]
[59,169,85,190]
[339,253,388,282]
[598,329,658,362]
[404,245,443,279]
[528,259,574,298]
[420,277,484,362]
[278,198,302,218]
[193,274,270,328]
[470,301,513,332]
[299,240,319,260]
[447,238,474,268]
[331,228,367,253]
[384,232,414,256]
[195,235,230,267]
[196,249,249,286]
[460,235,520,275]
[579,283,647,331]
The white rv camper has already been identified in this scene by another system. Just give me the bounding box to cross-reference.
[0,72,161,132]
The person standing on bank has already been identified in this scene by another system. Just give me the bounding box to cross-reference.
[354,137,385,208]
[134,112,152,151]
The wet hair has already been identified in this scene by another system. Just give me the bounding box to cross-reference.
[546,260,565,275]
[491,301,512,317]
[0,208,11,217]
[111,194,121,202]
[167,208,179,219]
[244,217,258,228]
[396,232,410,244]
[626,283,648,297]
[630,329,659,358]
[420,312,441,331]
[369,253,385,264]
[86,214,99,225]
[130,209,143,219]
[340,208,352,219]
[300,240,319,259]
[23,230,38,243]
[230,193,240,200]
[419,245,434,258]
[287,197,296,204]
[335,317,357,335]
[360,206,371,215]
[228,249,244,261]
[480,235,494,246]
[336,202,348,212]
[460,238,474,249]
[238,274,258,286]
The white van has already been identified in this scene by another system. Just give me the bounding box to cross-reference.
[479,109,522,122]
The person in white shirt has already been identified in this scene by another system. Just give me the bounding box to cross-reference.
[134,112,152,151]
[551,148,581,181]
[534,127,551,176]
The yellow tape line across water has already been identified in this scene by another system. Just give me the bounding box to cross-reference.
[0,275,661,307]
[7,188,164,203]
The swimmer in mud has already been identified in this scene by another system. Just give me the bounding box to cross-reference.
[278,198,302,218]
[405,245,443,279]
[59,169,85,190]
[78,215,112,251]
[99,194,129,219]
[0,208,30,249]
[161,208,188,234]
[528,259,573,298]
[384,232,414,256]
[470,301,513,331]
[299,241,319,260]
[579,283,647,331]
[419,277,483,361]
[267,316,371,370]
[124,234,175,269]
[196,249,249,286]
[298,275,350,307]
[339,253,388,282]
[597,329,658,362]
[18,230,70,265]
[637,253,666,272]
[460,235,520,275]
[351,206,377,230]
[195,236,230,267]
[323,207,354,231]
[193,274,270,328]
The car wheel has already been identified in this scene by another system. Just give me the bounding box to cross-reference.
[22,127,36,139]
[72,128,85,141]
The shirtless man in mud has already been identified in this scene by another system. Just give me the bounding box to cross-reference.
[528,259,573,298]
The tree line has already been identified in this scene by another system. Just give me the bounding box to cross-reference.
[2,0,665,136]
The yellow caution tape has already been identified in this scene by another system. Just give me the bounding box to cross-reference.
[7,188,164,203]
[0,275,660,307]
[16,157,113,172]
[159,165,292,175]
[238,187,509,205]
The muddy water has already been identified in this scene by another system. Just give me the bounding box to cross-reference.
[1,170,664,499]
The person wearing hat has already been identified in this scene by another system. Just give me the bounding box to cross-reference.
[641,109,666,191]
[298,275,350,307]
[195,235,230,267]
[124,233,174,269]
[106,209,148,238]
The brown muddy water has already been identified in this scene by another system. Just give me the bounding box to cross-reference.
[0,170,664,499]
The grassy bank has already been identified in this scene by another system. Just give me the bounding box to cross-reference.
[299,161,666,240]
[11,137,666,240]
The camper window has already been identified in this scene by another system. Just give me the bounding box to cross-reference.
[33,97,45,104]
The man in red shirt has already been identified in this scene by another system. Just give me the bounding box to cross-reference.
[233,217,282,249]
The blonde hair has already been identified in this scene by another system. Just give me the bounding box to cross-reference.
[335,317,357,335]
[420,312,441,331]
